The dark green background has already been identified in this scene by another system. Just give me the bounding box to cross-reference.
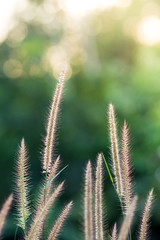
[0,0,160,239]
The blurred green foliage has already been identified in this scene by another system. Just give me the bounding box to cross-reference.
[0,0,160,239]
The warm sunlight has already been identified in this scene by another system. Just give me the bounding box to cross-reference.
[64,0,131,17]
[0,0,132,42]
[0,0,27,42]
[137,16,160,46]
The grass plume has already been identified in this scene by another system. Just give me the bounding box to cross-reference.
[0,194,13,236]
[95,154,104,240]
[118,196,137,240]
[15,138,30,233]
[47,201,72,240]
[138,189,154,240]
[43,65,67,174]
[84,161,93,240]
[121,121,133,213]
[108,104,123,197]
[26,182,64,240]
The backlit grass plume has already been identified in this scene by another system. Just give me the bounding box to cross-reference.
[15,138,30,233]
[121,121,133,213]
[43,65,67,174]
[47,201,72,240]
[84,161,93,240]
[108,103,123,198]
[11,67,72,239]
[138,189,154,240]
[83,104,155,240]
[95,154,104,240]
[26,182,64,240]
[0,194,13,236]
[118,196,137,240]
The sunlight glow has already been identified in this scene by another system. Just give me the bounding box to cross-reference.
[0,0,27,43]
[137,16,160,46]
[64,0,131,17]
[0,0,132,43]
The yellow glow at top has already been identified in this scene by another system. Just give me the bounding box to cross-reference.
[0,0,132,42]
[137,16,160,46]
[0,0,28,43]
[64,0,131,17]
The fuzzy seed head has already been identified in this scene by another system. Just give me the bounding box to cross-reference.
[43,66,67,174]
[48,201,72,240]
[95,154,104,240]
[26,182,64,240]
[121,121,133,213]
[118,196,137,240]
[108,104,123,197]
[0,194,13,236]
[84,161,93,240]
[138,189,154,240]
[14,138,31,231]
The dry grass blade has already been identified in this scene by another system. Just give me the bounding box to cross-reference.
[26,182,64,240]
[15,138,30,232]
[84,161,93,240]
[121,121,133,213]
[43,65,67,174]
[0,194,13,236]
[95,154,104,240]
[138,189,154,240]
[118,196,137,240]
[108,104,123,197]
[47,201,72,240]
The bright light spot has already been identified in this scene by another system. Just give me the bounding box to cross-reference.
[0,0,27,43]
[45,46,72,80]
[53,63,72,81]
[0,0,132,42]
[3,59,23,78]
[137,16,160,45]
[64,0,131,17]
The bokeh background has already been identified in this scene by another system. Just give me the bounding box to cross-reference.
[0,0,160,239]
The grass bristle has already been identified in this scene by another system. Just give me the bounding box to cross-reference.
[138,189,154,240]
[14,138,31,232]
[0,194,13,236]
[108,104,123,198]
[121,121,133,213]
[84,161,93,240]
[118,196,137,240]
[110,223,117,240]
[47,201,72,240]
[43,66,67,174]
[26,182,64,240]
[95,153,104,240]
